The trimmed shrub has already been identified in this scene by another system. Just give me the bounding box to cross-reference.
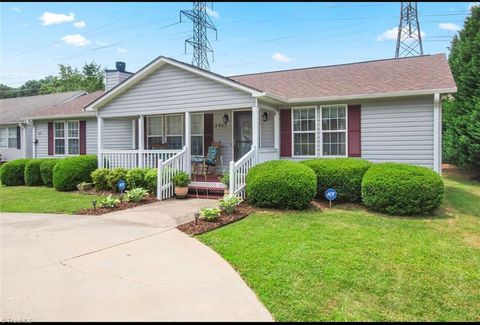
[106,168,129,191]
[301,158,372,202]
[246,160,316,210]
[53,155,97,191]
[25,159,48,186]
[40,159,58,187]
[144,168,157,195]
[361,163,444,216]
[91,169,111,191]
[0,159,31,186]
[126,168,146,189]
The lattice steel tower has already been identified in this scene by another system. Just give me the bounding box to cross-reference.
[180,2,218,70]
[395,2,424,58]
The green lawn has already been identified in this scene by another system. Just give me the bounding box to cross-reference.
[0,186,105,214]
[199,170,480,321]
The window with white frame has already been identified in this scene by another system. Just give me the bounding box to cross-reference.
[0,127,17,148]
[54,121,79,155]
[321,105,347,156]
[147,116,163,149]
[191,113,203,156]
[292,107,316,156]
[166,114,183,149]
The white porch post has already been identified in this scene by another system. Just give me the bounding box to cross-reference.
[252,104,260,162]
[274,111,280,151]
[138,115,144,168]
[185,111,191,175]
[433,93,442,175]
[97,116,103,168]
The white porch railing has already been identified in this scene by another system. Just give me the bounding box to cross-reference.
[99,149,181,169]
[258,147,279,164]
[229,145,257,199]
[157,146,188,200]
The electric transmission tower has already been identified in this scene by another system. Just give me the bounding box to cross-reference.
[395,2,424,58]
[180,2,218,71]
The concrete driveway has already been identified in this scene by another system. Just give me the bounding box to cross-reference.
[0,199,272,322]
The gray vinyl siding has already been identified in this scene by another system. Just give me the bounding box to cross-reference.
[260,108,275,148]
[99,65,255,118]
[0,124,25,160]
[103,117,134,150]
[34,118,97,158]
[361,97,434,168]
[105,71,132,92]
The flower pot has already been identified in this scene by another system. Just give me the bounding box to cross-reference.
[224,188,230,195]
[77,183,93,191]
[175,186,189,199]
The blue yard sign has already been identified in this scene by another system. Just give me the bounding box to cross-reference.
[117,179,126,193]
[325,188,337,207]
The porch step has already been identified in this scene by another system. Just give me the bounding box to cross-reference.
[187,193,223,200]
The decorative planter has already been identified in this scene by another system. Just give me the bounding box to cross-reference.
[175,186,189,199]
[77,183,93,191]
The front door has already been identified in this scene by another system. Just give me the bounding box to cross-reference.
[233,111,252,161]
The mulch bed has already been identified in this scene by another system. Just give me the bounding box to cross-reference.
[75,195,157,215]
[177,203,255,236]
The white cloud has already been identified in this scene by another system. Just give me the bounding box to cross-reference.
[376,26,426,41]
[73,20,86,28]
[469,2,479,10]
[61,34,90,47]
[117,47,128,54]
[39,12,75,26]
[438,22,461,32]
[272,52,295,63]
[95,40,109,46]
[206,7,220,19]
[11,7,21,12]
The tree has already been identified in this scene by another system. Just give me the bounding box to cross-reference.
[443,5,480,172]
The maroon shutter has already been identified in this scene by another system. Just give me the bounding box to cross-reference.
[280,109,292,157]
[79,120,87,155]
[16,126,21,149]
[48,122,54,155]
[144,117,148,149]
[204,113,214,154]
[348,104,361,157]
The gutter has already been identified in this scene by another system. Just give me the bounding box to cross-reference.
[27,112,97,121]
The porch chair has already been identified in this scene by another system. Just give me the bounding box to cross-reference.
[192,141,221,182]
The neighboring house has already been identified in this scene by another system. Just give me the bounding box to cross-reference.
[0,91,86,161]
[84,54,456,199]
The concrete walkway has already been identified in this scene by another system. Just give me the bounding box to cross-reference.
[0,200,273,322]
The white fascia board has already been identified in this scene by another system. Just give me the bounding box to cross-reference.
[86,57,263,111]
[28,113,96,121]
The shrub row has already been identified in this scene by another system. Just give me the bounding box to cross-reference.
[52,155,97,191]
[0,159,31,186]
[91,167,157,194]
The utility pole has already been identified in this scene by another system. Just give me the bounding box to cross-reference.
[395,2,424,58]
[180,2,218,71]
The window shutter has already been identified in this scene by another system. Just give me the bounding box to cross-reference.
[280,109,292,157]
[16,126,21,149]
[79,121,87,155]
[48,122,54,155]
[204,113,214,152]
[348,104,361,157]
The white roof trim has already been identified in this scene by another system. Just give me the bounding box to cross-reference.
[86,57,264,111]
[28,112,96,120]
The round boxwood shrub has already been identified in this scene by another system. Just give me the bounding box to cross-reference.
[301,158,372,202]
[361,163,444,216]
[106,167,129,191]
[53,155,97,191]
[0,159,31,186]
[144,168,157,195]
[25,159,48,186]
[40,159,58,187]
[246,160,316,210]
[126,168,146,189]
[91,168,111,191]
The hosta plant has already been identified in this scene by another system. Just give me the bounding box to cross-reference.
[125,188,149,203]
[200,207,222,222]
[99,194,120,208]
[218,195,242,214]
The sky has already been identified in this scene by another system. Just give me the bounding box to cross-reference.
[0,1,477,87]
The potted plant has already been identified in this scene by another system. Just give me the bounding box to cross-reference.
[219,174,230,195]
[172,171,191,199]
[77,181,93,192]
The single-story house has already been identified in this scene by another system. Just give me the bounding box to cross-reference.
[83,53,456,199]
[0,91,86,161]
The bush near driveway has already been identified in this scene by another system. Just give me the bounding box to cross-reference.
[25,159,49,186]
[106,167,128,191]
[0,159,31,186]
[91,168,111,191]
[53,155,97,191]
[246,160,316,210]
[362,162,444,215]
[126,168,147,189]
[39,159,58,187]
[301,158,371,202]
[144,168,157,195]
